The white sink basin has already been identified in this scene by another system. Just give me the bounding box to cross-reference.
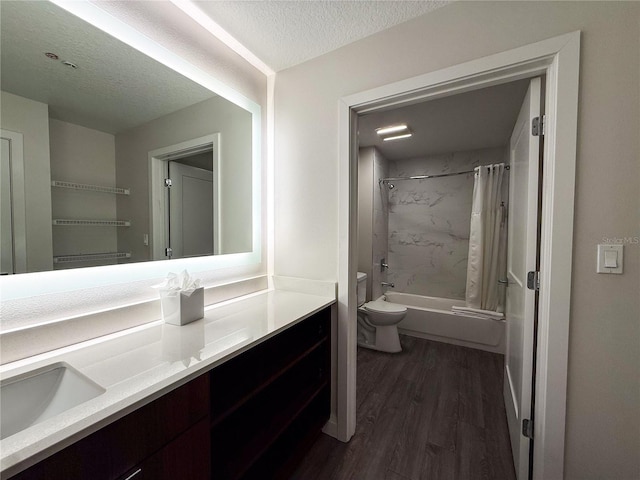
[1,362,105,440]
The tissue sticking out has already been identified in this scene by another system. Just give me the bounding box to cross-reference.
[154,270,201,294]
[154,270,204,326]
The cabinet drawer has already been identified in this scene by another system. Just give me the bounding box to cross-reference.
[118,418,210,480]
[210,308,330,421]
[12,375,209,480]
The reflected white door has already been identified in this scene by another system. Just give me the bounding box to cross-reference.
[168,161,214,259]
[1,137,14,274]
[504,77,542,480]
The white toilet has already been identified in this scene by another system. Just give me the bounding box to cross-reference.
[356,272,407,353]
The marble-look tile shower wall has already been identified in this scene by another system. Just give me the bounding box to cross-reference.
[387,147,505,299]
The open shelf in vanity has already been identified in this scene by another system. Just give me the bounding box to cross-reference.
[210,306,331,480]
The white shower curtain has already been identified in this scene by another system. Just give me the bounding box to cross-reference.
[465,164,507,312]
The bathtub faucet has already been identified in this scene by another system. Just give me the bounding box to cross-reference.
[381,282,395,288]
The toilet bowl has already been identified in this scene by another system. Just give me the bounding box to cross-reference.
[357,300,407,353]
[356,272,407,353]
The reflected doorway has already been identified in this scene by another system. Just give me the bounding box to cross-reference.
[1,136,14,274]
[149,133,220,260]
[0,129,26,274]
[167,156,214,258]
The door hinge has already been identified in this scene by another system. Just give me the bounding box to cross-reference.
[522,418,534,439]
[527,271,540,291]
[532,115,545,137]
[165,247,173,257]
[164,178,172,187]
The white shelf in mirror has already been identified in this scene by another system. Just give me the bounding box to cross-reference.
[53,252,132,264]
[51,180,130,195]
[52,219,131,227]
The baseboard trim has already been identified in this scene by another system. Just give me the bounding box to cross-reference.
[322,414,338,439]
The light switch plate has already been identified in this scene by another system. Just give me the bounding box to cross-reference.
[597,244,623,274]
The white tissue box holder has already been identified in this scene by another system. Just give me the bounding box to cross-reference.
[160,287,204,326]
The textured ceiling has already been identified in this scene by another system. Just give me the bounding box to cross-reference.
[194,0,449,72]
[0,1,214,134]
[1,1,451,134]
[358,80,530,160]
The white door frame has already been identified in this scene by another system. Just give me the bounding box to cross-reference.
[0,129,27,273]
[149,133,221,260]
[337,31,580,480]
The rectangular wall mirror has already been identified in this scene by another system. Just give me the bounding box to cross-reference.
[1,0,257,272]
[0,0,262,298]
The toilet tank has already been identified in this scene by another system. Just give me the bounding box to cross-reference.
[357,272,367,307]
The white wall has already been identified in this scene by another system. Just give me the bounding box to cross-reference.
[0,91,53,272]
[49,119,118,268]
[371,148,389,301]
[357,146,390,302]
[357,147,374,300]
[274,2,640,478]
[115,95,252,262]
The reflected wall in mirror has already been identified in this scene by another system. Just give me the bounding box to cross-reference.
[0,0,253,274]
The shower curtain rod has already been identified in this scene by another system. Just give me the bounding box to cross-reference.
[379,164,510,185]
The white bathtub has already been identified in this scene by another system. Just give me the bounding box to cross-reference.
[383,292,505,354]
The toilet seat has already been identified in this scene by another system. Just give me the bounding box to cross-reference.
[364,301,407,314]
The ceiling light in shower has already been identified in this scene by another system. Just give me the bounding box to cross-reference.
[376,124,408,136]
[382,132,413,142]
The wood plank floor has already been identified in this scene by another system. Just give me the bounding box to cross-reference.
[290,336,516,480]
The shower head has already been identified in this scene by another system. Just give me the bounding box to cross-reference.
[388,183,395,189]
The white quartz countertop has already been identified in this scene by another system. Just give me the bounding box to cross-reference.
[0,289,335,478]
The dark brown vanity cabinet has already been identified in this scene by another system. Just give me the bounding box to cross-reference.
[9,306,331,480]
[210,307,331,480]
